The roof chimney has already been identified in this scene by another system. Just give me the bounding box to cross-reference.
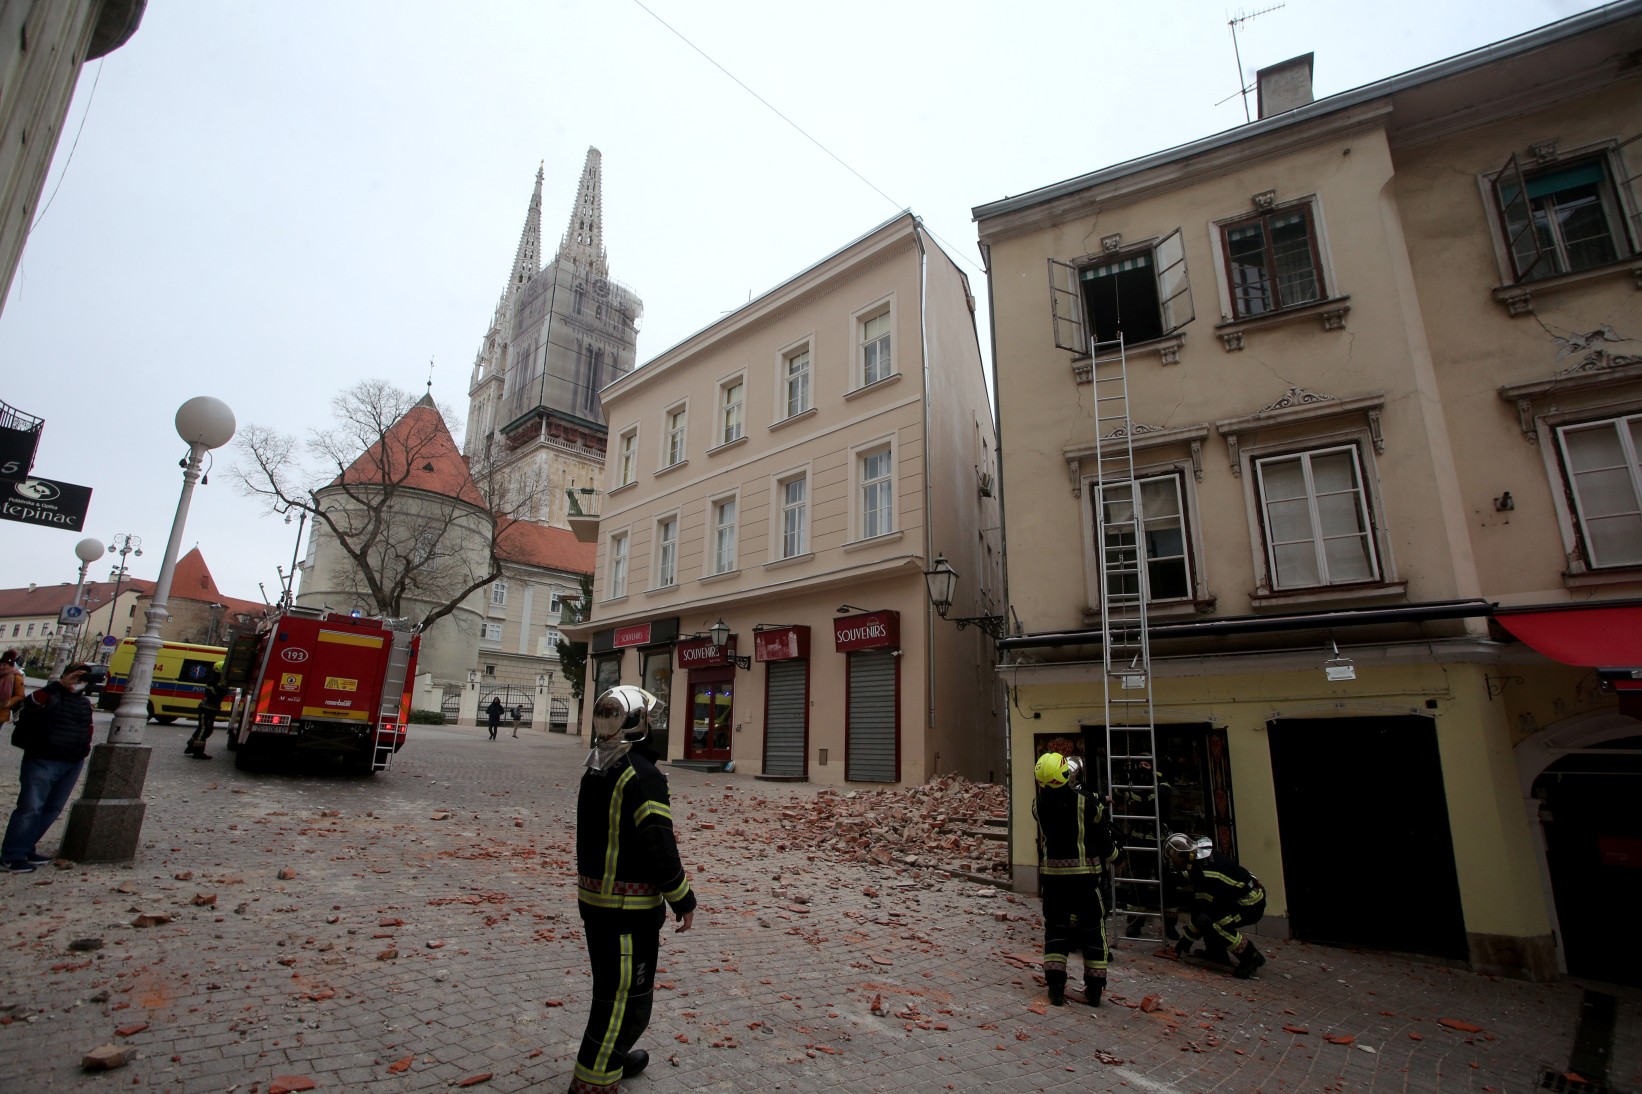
[1257,53,1314,119]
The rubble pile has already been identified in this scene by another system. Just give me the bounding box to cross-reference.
[773,775,1010,881]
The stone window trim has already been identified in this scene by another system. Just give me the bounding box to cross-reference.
[768,406,819,433]
[1213,295,1352,351]
[852,294,896,390]
[707,435,749,457]
[844,371,904,400]
[1491,262,1642,318]
[1062,423,1209,495]
[1071,457,1215,616]
[1215,388,1386,477]
[1498,355,1642,442]
[1072,334,1188,379]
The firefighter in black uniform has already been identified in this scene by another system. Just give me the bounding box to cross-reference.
[1033,750,1118,1007]
[569,686,697,1093]
[1165,833,1266,978]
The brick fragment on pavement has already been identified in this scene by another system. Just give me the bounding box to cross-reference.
[277,866,297,880]
[268,1077,317,1094]
[130,912,170,928]
[81,1044,132,1070]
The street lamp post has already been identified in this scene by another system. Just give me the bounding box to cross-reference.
[47,537,106,679]
[61,396,236,863]
[98,534,143,664]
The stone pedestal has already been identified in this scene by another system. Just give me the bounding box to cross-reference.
[59,743,150,863]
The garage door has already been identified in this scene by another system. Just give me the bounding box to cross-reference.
[763,660,808,778]
[846,650,897,783]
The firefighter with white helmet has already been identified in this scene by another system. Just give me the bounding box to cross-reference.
[1165,832,1267,978]
[569,686,697,1093]
[1032,749,1118,1006]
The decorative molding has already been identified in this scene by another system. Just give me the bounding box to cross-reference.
[1063,425,1210,491]
[1530,140,1558,165]
[1252,189,1277,211]
[1499,353,1642,442]
[1160,342,1182,365]
[1220,331,1245,352]
[1101,233,1123,253]
[1492,263,1641,316]
[1367,409,1385,454]
[1071,334,1187,380]
[1215,294,1352,348]
[1501,288,1534,317]
[1226,433,1241,476]
[1261,386,1336,413]
[1190,439,1203,481]
[1215,390,1387,475]
[1634,266,1642,292]
[1067,457,1081,497]
[1320,306,1351,331]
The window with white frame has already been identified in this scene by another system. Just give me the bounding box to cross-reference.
[548,589,564,615]
[1255,445,1379,590]
[656,516,678,587]
[1050,230,1195,352]
[665,405,687,467]
[1096,474,1192,602]
[860,447,894,539]
[490,579,508,607]
[721,379,744,445]
[779,474,808,559]
[1492,140,1641,283]
[783,345,812,418]
[609,532,629,598]
[482,622,503,642]
[860,308,892,385]
[618,429,638,486]
[544,627,562,650]
[1557,412,1642,569]
[1221,204,1325,319]
[712,497,737,574]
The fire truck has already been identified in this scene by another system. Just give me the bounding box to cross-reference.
[222,606,420,775]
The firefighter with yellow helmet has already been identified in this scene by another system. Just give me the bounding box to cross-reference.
[1032,749,1118,1006]
[1165,832,1267,978]
[184,660,229,760]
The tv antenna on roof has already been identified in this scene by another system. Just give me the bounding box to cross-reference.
[1226,4,1286,123]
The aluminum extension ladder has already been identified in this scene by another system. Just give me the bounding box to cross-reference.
[372,625,418,772]
[1089,334,1167,943]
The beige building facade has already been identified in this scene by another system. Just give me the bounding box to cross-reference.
[567,213,1002,787]
[976,4,1642,983]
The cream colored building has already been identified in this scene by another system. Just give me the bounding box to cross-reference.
[566,213,1002,787]
[976,4,1642,983]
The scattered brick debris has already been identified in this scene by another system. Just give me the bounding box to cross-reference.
[1438,1017,1484,1034]
[81,1044,132,1070]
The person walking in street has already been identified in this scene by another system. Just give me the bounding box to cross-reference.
[486,695,502,740]
[569,685,696,1093]
[510,705,522,738]
[1,663,95,873]
[1033,749,1118,1007]
[0,650,25,734]
[185,660,229,759]
[1166,833,1267,979]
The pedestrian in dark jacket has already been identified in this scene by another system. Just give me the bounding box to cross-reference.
[185,660,229,759]
[1166,833,1267,978]
[2,663,95,873]
[1032,750,1118,1007]
[569,685,696,1093]
[486,696,503,740]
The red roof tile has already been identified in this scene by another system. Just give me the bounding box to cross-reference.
[0,578,155,619]
[496,519,595,575]
[332,396,486,507]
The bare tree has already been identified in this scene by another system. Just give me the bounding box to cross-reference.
[234,380,537,631]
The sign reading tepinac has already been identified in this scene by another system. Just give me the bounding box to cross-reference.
[1,476,92,530]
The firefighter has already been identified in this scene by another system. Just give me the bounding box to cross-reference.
[1032,750,1118,1007]
[1165,833,1266,979]
[569,686,696,1094]
[185,661,229,760]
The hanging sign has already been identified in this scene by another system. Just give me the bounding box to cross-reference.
[677,635,733,668]
[1,476,92,530]
[754,626,810,662]
[833,610,900,652]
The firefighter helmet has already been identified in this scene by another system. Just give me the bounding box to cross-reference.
[1164,832,1214,868]
[1035,751,1085,789]
[586,685,663,772]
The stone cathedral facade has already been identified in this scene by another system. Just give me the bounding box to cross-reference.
[464,148,644,529]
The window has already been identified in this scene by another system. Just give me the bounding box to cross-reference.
[490,580,508,607]
[656,517,678,587]
[860,310,892,385]
[25,623,33,637]
[544,628,562,650]
[721,379,744,445]
[665,406,687,466]
[481,622,503,642]
[1493,146,1640,283]
[779,475,808,559]
[548,589,564,615]
[712,498,737,574]
[861,448,894,539]
[1255,446,1379,590]
[610,533,629,598]
[617,429,637,486]
[1557,412,1642,569]
[1098,475,1192,602]
[1221,206,1324,318]
[784,346,811,418]
[1050,230,1194,352]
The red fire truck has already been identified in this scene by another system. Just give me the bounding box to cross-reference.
[222,606,420,775]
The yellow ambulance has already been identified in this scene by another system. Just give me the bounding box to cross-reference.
[98,638,227,723]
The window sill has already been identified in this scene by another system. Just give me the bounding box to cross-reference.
[769,407,818,433]
[645,583,678,597]
[843,529,904,553]
[654,459,689,478]
[700,568,740,585]
[1492,261,1642,317]
[709,435,749,457]
[600,595,630,608]
[1249,580,1407,611]
[1214,295,1352,351]
[764,552,814,571]
[1072,334,1187,380]
[845,372,903,400]
[1083,596,1216,623]
[609,480,638,497]
[1563,565,1642,590]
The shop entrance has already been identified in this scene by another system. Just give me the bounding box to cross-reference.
[1268,716,1467,959]
[686,668,734,763]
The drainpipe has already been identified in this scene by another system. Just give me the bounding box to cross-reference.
[913,219,937,753]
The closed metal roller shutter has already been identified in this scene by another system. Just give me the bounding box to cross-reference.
[846,650,897,783]
[763,660,807,777]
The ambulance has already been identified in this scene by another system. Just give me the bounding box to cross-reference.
[98,638,228,723]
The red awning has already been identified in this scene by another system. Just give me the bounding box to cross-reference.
[1495,604,1642,669]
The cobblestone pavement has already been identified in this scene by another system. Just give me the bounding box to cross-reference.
[1,717,1636,1093]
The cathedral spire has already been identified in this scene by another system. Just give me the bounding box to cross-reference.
[558,146,606,274]
[505,163,545,296]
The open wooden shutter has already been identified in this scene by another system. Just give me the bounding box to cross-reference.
[1156,227,1195,335]
[1617,132,1642,257]
[1047,257,1088,354]
[1492,152,1545,283]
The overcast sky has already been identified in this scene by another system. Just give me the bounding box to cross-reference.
[0,0,1605,608]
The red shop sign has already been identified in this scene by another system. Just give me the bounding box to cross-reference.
[676,635,734,668]
[833,610,899,652]
[754,626,811,662]
[613,623,653,648]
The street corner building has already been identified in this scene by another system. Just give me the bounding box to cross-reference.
[974,4,1642,985]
